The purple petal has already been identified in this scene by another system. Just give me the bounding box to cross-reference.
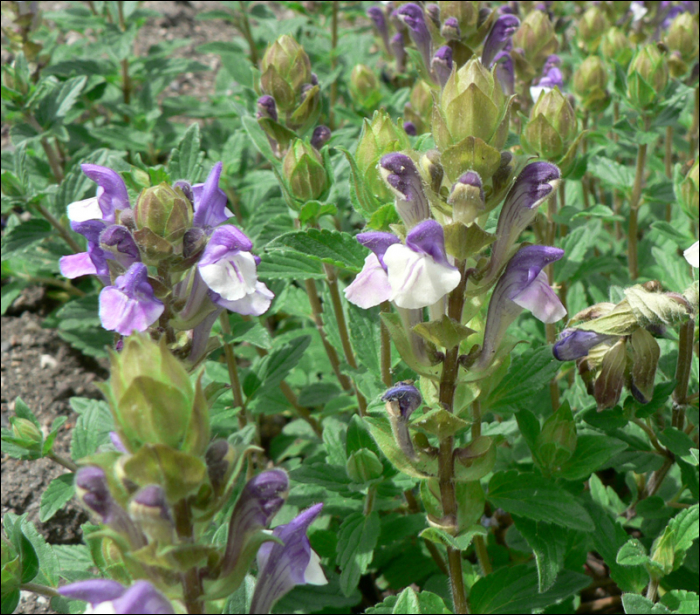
[257,95,278,122]
[432,46,453,87]
[382,382,422,419]
[59,252,98,278]
[379,153,430,228]
[511,269,566,323]
[367,6,391,53]
[58,580,126,605]
[403,121,418,136]
[109,431,128,453]
[192,162,232,230]
[356,231,400,269]
[494,51,515,96]
[81,164,130,223]
[344,254,392,309]
[441,16,460,40]
[99,262,164,335]
[390,33,407,70]
[553,328,616,361]
[310,125,332,150]
[250,503,325,615]
[198,225,254,267]
[405,219,453,268]
[482,14,520,68]
[396,3,432,69]
[100,225,140,269]
[111,581,174,614]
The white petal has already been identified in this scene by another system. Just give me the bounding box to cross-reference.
[511,270,567,324]
[384,244,461,309]
[199,251,258,301]
[67,196,102,222]
[85,603,118,615]
[530,85,551,103]
[215,282,274,316]
[684,240,699,268]
[631,2,647,23]
[303,550,328,586]
[344,254,392,309]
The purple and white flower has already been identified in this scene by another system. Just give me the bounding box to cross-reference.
[345,220,460,310]
[58,580,174,614]
[378,152,430,229]
[530,55,564,101]
[249,503,326,615]
[477,245,567,368]
[684,240,699,268]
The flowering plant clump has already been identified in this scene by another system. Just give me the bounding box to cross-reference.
[1,2,698,615]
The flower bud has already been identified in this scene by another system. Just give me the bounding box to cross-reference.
[310,125,331,150]
[390,32,407,72]
[9,417,42,455]
[355,110,411,202]
[396,3,433,70]
[482,14,520,68]
[678,160,699,220]
[448,171,485,224]
[431,46,453,88]
[439,1,481,41]
[256,95,278,122]
[205,439,237,496]
[420,149,444,194]
[261,35,312,111]
[282,139,328,203]
[601,27,634,68]
[436,57,509,150]
[104,334,209,453]
[628,327,660,404]
[425,4,441,28]
[577,6,608,53]
[522,87,577,161]
[593,339,627,411]
[367,6,390,54]
[573,56,610,112]
[133,183,192,243]
[627,44,669,110]
[129,485,174,545]
[383,382,422,461]
[346,448,384,483]
[379,153,430,228]
[350,64,381,109]
[666,12,699,77]
[511,10,558,80]
[441,16,460,40]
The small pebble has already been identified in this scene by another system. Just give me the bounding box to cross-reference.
[40,354,58,370]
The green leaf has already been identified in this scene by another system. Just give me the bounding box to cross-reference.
[253,336,311,396]
[335,146,381,217]
[70,397,114,460]
[413,315,475,350]
[511,516,567,592]
[275,570,362,613]
[242,115,279,166]
[13,398,40,428]
[660,590,700,614]
[468,564,590,614]
[348,303,381,375]
[267,229,367,273]
[657,428,696,458]
[1,219,52,261]
[622,594,672,614]
[1,281,24,315]
[39,474,75,523]
[169,123,203,183]
[419,525,486,551]
[487,471,594,531]
[588,156,635,189]
[45,75,88,123]
[257,249,325,279]
[484,347,560,410]
[336,511,380,596]
[558,435,628,481]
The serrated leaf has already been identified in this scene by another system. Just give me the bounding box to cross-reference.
[1,219,52,260]
[39,474,75,523]
[169,123,203,183]
[419,525,486,551]
[253,336,310,396]
[1,281,24,315]
[622,594,672,614]
[257,250,325,280]
[413,315,475,350]
[268,229,367,273]
[660,590,700,614]
[70,397,114,460]
[336,511,380,596]
[413,407,469,440]
[487,470,594,531]
[242,115,279,166]
[588,156,635,189]
[558,435,628,481]
[511,516,567,592]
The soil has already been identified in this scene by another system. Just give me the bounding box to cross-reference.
[1,3,245,613]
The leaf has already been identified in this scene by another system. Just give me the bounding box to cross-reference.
[69,397,114,460]
[588,156,635,189]
[444,222,495,260]
[348,303,381,375]
[657,428,696,458]
[1,281,24,315]
[558,435,628,481]
[336,511,380,596]
[257,250,325,279]
[275,570,362,613]
[487,470,594,531]
[1,219,52,261]
[660,590,700,614]
[169,123,203,183]
[484,347,560,410]
[419,526,486,551]
[336,146,381,217]
[44,75,88,123]
[413,315,475,350]
[511,516,567,592]
[242,115,279,166]
[253,336,311,396]
[622,594,672,614]
[468,564,590,614]
[39,474,75,523]
[267,229,367,273]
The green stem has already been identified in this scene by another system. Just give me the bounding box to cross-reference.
[380,302,392,387]
[47,452,78,472]
[646,578,660,603]
[37,203,82,253]
[280,381,322,437]
[672,319,695,430]
[474,534,492,575]
[20,583,61,599]
[173,499,203,614]
[329,3,339,129]
[219,313,246,428]
[364,486,376,516]
[628,116,651,280]
[238,1,258,65]
[17,273,85,296]
[665,126,673,221]
[26,116,64,183]
[404,490,449,575]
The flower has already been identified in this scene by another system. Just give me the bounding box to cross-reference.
[378,152,430,228]
[390,32,407,71]
[552,328,616,361]
[494,51,515,96]
[382,381,422,420]
[684,240,699,268]
[482,14,520,68]
[58,580,174,614]
[249,504,326,615]
[345,220,461,310]
[431,46,453,88]
[191,162,232,230]
[197,226,274,316]
[477,245,566,368]
[396,3,432,71]
[99,263,164,335]
[367,5,390,54]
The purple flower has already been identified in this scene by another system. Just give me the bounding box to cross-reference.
[441,16,460,41]
[382,382,422,420]
[403,121,418,136]
[378,152,430,229]
[311,125,332,150]
[220,469,289,577]
[257,95,278,122]
[367,6,391,54]
[553,328,616,361]
[482,14,520,68]
[396,3,433,71]
[485,161,561,283]
[59,219,110,283]
[390,32,407,72]
[76,164,131,224]
[197,225,273,316]
[99,262,164,335]
[249,504,326,615]
[531,57,564,101]
[477,245,566,368]
[58,580,174,614]
[192,162,232,230]
[494,51,515,96]
[345,220,460,310]
[432,46,453,88]
[100,225,140,271]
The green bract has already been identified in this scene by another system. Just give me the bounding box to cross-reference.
[511,10,558,80]
[522,87,577,161]
[282,139,328,203]
[134,183,192,243]
[260,34,312,111]
[627,44,669,110]
[573,56,610,112]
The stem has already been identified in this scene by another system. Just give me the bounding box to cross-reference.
[673,319,695,406]
[37,203,82,253]
[304,278,353,391]
[17,273,86,296]
[632,418,667,455]
[474,534,492,575]
[47,452,78,472]
[364,486,376,516]
[380,302,393,387]
[471,399,481,439]
[665,125,673,221]
[219,313,246,428]
[20,583,61,599]
[238,1,259,65]
[628,116,651,280]
[646,577,660,603]
[582,113,591,209]
[117,2,131,123]
[404,490,449,575]
[26,116,64,183]
[173,500,203,614]
[558,180,568,238]
[438,262,470,615]
[329,3,338,129]
[280,381,322,437]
